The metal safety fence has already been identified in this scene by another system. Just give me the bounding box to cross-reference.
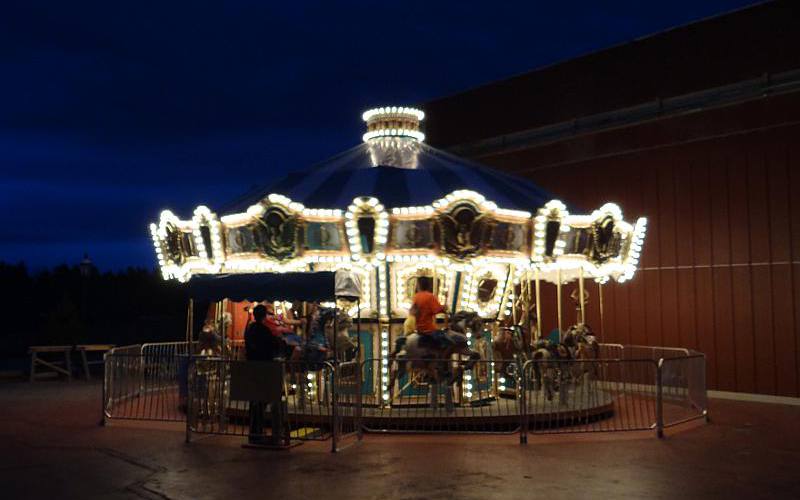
[103,343,707,444]
[659,353,708,431]
[598,343,625,360]
[185,358,361,451]
[108,344,142,356]
[520,358,658,440]
[140,341,194,359]
[103,353,187,422]
[103,342,195,423]
[518,350,708,440]
[361,358,521,434]
[102,342,362,451]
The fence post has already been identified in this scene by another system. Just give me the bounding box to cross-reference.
[656,359,664,439]
[702,355,711,423]
[357,359,364,442]
[330,363,338,453]
[100,353,107,426]
[185,356,192,444]
[519,361,528,444]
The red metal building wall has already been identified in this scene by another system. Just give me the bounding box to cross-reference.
[474,96,800,397]
[420,2,800,397]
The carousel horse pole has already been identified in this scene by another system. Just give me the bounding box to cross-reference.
[518,269,527,328]
[356,298,361,357]
[535,269,542,341]
[524,271,533,346]
[598,281,605,343]
[185,299,193,345]
[511,266,519,327]
[332,304,337,365]
[571,281,588,326]
[218,299,227,358]
[579,267,586,324]
[556,269,563,343]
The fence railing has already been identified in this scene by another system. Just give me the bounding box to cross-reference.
[103,353,187,422]
[185,358,361,451]
[103,342,708,444]
[227,340,246,360]
[520,358,659,441]
[659,354,708,431]
[597,343,625,360]
[109,344,142,356]
[621,345,692,360]
[103,341,194,423]
[141,341,195,359]
[362,358,521,434]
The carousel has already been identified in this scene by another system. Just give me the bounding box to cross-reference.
[148,106,648,428]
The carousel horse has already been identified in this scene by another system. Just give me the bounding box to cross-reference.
[287,307,356,367]
[492,324,531,378]
[565,323,600,385]
[287,308,357,406]
[531,337,573,404]
[388,311,482,410]
[531,323,599,403]
[493,287,539,379]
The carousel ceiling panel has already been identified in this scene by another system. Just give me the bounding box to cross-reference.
[226,143,554,212]
[390,219,436,250]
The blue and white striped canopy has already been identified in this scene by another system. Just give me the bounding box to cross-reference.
[227,142,553,212]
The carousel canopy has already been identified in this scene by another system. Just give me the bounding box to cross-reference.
[185,272,336,302]
[225,142,554,213]
[184,270,363,302]
[150,106,647,308]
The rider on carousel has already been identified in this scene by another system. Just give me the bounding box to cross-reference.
[269,301,331,363]
[409,276,451,349]
[254,302,304,359]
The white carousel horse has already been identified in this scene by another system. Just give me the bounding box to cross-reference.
[388,311,482,410]
[531,323,599,404]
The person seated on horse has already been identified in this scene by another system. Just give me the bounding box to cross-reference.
[277,302,306,332]
[263,302,304,347]
[409,276,451,349]
[253,302,298,359]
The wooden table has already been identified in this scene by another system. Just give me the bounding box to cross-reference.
[75,344,116,381]
[29,345,73,382]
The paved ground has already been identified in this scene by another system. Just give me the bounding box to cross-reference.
[2,380,799,499]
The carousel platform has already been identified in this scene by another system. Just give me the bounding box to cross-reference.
[212,387,616,433]
[106,383,617,432]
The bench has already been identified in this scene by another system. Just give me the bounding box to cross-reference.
[29,345,73,382]
[75,344,116,381]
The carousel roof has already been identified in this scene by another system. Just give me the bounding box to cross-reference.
[226,142,554,212]
[151,106,647,290]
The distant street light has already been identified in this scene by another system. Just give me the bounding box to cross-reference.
[79,254,94,329]
[80,253,94,278]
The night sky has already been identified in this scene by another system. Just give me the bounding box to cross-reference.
[1,0,758,270]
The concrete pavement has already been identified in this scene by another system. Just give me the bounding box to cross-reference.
[1,380,799,499]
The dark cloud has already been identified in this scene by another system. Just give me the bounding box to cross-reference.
[0,0,758,268]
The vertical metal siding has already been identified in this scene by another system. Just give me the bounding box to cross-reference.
[489,124,800,397]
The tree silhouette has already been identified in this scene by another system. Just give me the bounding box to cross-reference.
[0,262,186,360]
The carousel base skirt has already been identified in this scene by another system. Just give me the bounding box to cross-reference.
[221,388,616,432]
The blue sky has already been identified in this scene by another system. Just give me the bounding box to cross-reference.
[0,0,759,270]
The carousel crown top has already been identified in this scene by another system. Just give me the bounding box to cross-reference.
[149,106,646,319]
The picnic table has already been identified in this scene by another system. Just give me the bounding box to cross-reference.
[75,344,115,381]
[29,344,116,382]
[28,345,73,382]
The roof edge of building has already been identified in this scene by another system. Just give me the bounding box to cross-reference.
[446,67,800,159]
[422,1,774,108]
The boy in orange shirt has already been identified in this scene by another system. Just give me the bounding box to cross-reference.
[409,276,449,347]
